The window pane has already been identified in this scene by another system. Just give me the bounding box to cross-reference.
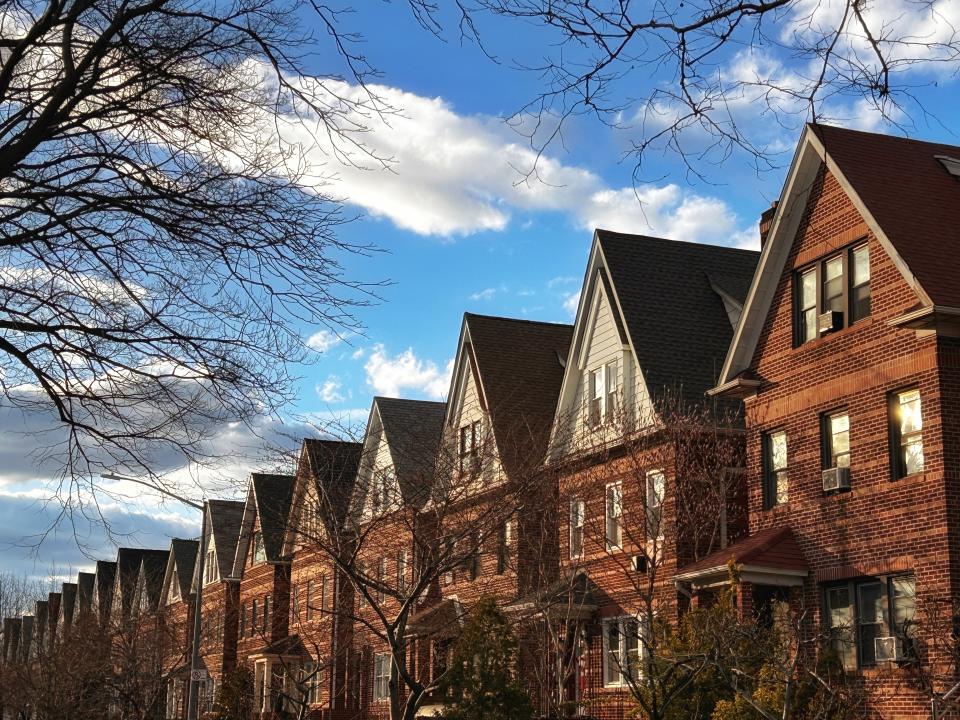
[853,245,870,285]
[775,471,789,505]
[604,622,621,685]
[830,413,850,467]
[771,431,788,471]
[858,582,885,666]
[898,390,923,434]
[801,269,817,309]
[904,439,924,475]
[892,577,916,637]
[826,586,856,671]
[823,256,844,314]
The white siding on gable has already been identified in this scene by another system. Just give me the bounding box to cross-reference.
[447,354,501,486]
[551,277,655,457]
[363,423,399,519]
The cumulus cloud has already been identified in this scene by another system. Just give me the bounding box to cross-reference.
[364,344,452,400]
[563,290,582,318]
[317,376,345,403]
[306,329,344,353]
[469,287,498,301]
[270,77,755,243]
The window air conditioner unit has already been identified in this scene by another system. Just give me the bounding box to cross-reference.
[631,555,648,573]
[874,636,905,663]
[818,311,843,335]
[822,467,851,492]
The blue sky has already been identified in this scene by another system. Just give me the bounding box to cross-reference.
[4,0,960,579]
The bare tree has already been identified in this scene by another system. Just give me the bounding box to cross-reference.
[448,0,960,178]
[0,0,447,524]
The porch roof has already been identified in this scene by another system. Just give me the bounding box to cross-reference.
[674,526,808,589]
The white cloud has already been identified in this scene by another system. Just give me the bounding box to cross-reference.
[317,376,345,403]
[268,77,756,243]
[469,287,498,301]
[364,344,452,400]
[306,329,344,353]
[351,347,366,360]
[563,290,581,318]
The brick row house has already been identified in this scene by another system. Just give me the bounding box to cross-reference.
[5,123,960,720]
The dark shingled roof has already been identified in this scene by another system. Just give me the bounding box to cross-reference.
[302,439,363,527]
[596,231,759,412]
[375,397,446,507]
[140,551,170,610]
[93,561,116,625]
[33,600,48,643]
[208,499,245,579]
[46,592,60,636]
[251,473,296,562]
[115,548,169,616]
[59,582,77,628]
[74,572,95,619]
[19,616,33,659]
[169,539,199,599]
[464,313,574,476]
[812,124,960,308]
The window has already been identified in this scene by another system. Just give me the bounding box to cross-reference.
[569,498,585,558]
[763,431,789,509]
[603,617,643,687]
[291,584,299,624]
[371,468,394,513]
[253,531,267,564]
[890,389,924,478]
[239,604,247,638]
[824,575,915,669]
[397,550,408,592]
[252,599,259,634]
[373,653,390,701]
[301,661,320,705]
[262,595,271,633]
[604,360,618,422]
[795,243,871,344]
[497,520,511,574]
[588,367,603,427]
[320,574,327,612]
[822,411,851,469]
[305,580,314,621]
[605,482,623,550]
[204,545,217,585]
[458,420,481,474]
[645,470,665,542]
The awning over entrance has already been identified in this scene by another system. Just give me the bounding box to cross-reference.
[246,634,312,662]
[674,526,808,590]
[505,571,599,621]
[406,598,465,639]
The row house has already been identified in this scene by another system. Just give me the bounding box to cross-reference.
[684,124,960,717]
[233,473,297,717]
[285,438,364,719]
[159,538,199,720]
[92,559,117,628]
[522,231,758,719]
[351,396,446,719]
[192,498,245,714]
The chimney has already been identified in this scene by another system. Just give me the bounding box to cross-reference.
[759,200,778,248]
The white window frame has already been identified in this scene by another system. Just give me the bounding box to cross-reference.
[605,482,623,551]
[203,544,218,585]
[588,367,603,428]
[604,359,618,423]
[602,615,645,687]
[254,659,270,713]
[645,470,665,545]
[373,653,391,702]
[397,550,408,593]
[569,498,585,559]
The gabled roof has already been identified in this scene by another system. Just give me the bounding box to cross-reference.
[305,438,363,523]
[46,592,60,634]
[594,231,759,411]
[811,124,960,307]
[233,473,296,574]
[360,397,446,510]
[447,313,573,477]
[113,548,169,617]
[138,551,170,611]
[33,600,48,643]
[206,499,245,580]
[93,560,116,623]
[19,616,33,658]
[74,572,95,619]
[162,538,199,602]
[717,123,960,389]
[59,582,77,628]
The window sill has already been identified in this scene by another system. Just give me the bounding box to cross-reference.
[795,317,872,351]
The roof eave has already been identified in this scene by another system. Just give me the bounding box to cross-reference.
[889,304,960,336]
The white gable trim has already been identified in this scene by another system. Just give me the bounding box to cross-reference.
[231,477,260,578]
[717,125,932,387]
[547,231,655,458]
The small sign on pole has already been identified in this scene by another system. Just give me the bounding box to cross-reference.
[190,669,208,682]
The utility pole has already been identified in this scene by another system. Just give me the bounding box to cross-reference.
[100,473,207,720]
